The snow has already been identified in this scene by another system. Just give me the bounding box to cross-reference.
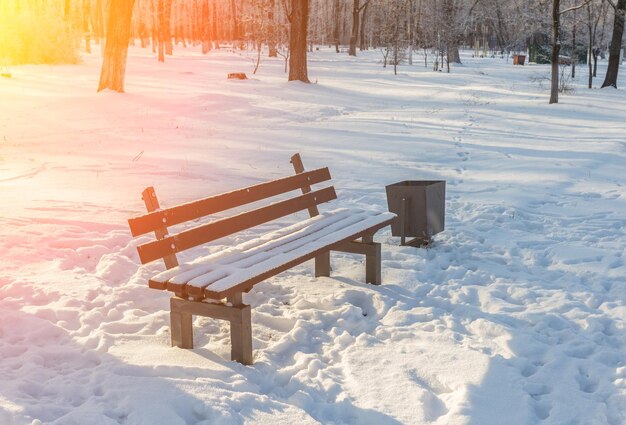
[150,208,395,293]
[1,46,625,425]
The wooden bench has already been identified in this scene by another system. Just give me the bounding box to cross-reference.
[128,154,395,365]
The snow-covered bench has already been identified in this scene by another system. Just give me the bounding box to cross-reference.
[127,154,395,365]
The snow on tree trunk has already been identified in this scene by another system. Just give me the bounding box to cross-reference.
[601,0,625,88]
[288,0,310,83]
[97,0,136,93]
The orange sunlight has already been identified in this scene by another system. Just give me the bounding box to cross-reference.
[0,1,79,66]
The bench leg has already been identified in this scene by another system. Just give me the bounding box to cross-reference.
[362,235,382,285]
[315,251,331,277]
[228,293,253,365]
[170,298,194,349]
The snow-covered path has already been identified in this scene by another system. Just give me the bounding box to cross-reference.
[0,47,625,425]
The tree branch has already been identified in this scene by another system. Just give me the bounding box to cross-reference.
[281,0,292,22]
[358,0,372,13]
[560,0,593,15]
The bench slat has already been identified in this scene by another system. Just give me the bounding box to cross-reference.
[136,186,338,264]
[203,216,394,299]
[128,167,332,237]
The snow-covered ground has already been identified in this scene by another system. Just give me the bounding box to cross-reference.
[1,46,625,425]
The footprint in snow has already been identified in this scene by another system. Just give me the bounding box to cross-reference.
[405,370,451,420]
[520,362,539,378]
[564,343,596,359]
[576,367,599,394]
[524,382,552,399]
[407,370,453,395]
[534,401,552,420]
[608,257,624,269]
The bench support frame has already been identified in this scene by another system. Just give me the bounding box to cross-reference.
[170,295,253,365]
[331,234,382,285]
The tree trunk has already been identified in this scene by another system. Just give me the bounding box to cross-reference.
[587,28,593,88]
[448,46,461,64]
[212,0,220,49]
[288,0,310,82]
[83,0,92,53]
[158,0,165,61]
[493,3,509,54]
[571,20,576,79]
[408,0,413,65]
[98,0,136,92]
[333,0,340,53]
[359,2,368,51]
[201,0,211,54]
[348,0,359,56]
[587,3,595,88]
[601,0,626,88]
[230,0,240,41]
[164,0,173,55]
[443,0,461,64]
[587,47,593,88]
[94,0,106,43]
[550,0,561,104]
[393,43,398,75]
[587,4,595,88]
[268,0,278,57]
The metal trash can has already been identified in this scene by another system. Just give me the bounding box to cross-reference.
[385,180,445,246]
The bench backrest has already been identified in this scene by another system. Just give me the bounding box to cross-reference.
[128,154,336,266]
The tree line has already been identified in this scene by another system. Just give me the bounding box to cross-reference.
[1,0,623,103]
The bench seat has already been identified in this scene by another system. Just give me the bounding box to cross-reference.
[150,208,396,299]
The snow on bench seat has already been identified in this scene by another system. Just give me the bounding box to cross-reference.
[150,208,395,297]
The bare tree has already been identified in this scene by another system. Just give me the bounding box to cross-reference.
[377,0,408,74]
[586,0,608,88]
[550,0,591,104]
[360,0,370,50]
[348,0,371,56]
[333,0,342,52]
[601,0,626,87]
[201,0,212,54]
[288,0,310,82]
[268,0,279,57]
[98,0,136,92]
